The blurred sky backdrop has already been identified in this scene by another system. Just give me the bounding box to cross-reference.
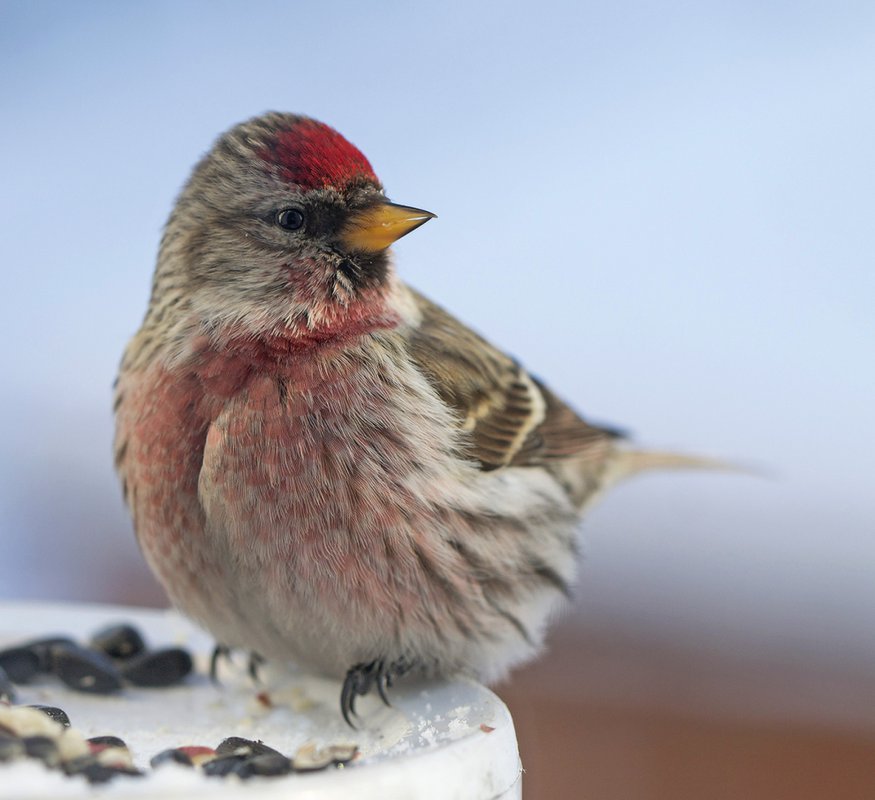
[1,0,873,729]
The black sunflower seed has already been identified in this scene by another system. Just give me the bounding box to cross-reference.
[215,736,283,758]
[0,732,24,762]
[18,637,77,672]
[27,705,71,728]
[64,755,143,784]
[0,646,41,684]
[233,752,293,779]
[150,747,194,768]
[202,754,247,777]
[120,647,193,687]
[27,703,70,728]
[90,624,147,660]
[87,735,127,749]
[49,643,123,694]
[22,735,60,767]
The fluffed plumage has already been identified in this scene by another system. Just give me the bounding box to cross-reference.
[114,112,704,722]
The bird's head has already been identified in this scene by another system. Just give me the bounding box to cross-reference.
[151,112,434,347]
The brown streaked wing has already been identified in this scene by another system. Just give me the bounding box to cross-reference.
[405,289,622,471]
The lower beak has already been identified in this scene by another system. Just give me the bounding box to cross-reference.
[339,202,436,253]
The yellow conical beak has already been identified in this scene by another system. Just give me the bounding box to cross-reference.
[339,202,436,253]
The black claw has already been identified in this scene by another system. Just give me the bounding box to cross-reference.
[375,663,391,707]
[210,645,231,685]
[247,652,265,683]
[211,646,265,685]
[340,659,405,727]
[210,644,231,686]
[340,672,358,728]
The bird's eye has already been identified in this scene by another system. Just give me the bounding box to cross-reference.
[275,208,305,231]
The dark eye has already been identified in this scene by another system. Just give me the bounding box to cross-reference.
[275,208,305,231]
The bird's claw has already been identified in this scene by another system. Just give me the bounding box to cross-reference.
[209,644,265,685]
[340,658,412,728]
[210,644,231,684]
[248,651,266,683]
[340,660,393,728]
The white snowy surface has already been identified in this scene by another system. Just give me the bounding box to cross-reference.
[0,603,522,799]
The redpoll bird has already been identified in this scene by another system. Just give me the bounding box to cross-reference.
[114,113,701,724]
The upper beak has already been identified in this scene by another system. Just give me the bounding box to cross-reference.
[339,202,436,253]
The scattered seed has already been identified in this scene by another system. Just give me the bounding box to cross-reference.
[82,764,143,784]
[0,732,24,763]
[150,748,194,768]
[325,743,358,765]
[215,736,283,758]
[0,647,41,684]
[0,705,64,738]
[56,729,90,762]
[64,755,142,784]
[28,705,71,728]
[18,637,77,672]
[87,735,127,749]
[90,624,147,660]
[234,752,293,779]
[22,735,60,767]
[94,745,135,769]
[120,647,193,688]
[178,745,217,766]
[202,753,247,777]
[292,743,335,772]
[49,643,123,694]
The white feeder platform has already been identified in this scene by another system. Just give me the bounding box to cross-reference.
[0,602,522,799]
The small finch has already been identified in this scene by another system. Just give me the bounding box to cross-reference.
[115,113,702,724]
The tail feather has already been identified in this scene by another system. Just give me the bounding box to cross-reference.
[604,450,739,486]
[575,449,745,513]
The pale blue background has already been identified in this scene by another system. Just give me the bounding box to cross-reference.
[1,1,873,726]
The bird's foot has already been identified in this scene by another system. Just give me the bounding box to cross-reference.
[209,644,265,685]
[340,658,412,728]
[247,651,266,682]
[210,644,231,684]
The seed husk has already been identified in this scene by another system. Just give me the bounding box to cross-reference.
[325,743,358,765]
[291,743,334,772]
[0,704,64,738]
[57,729,90,762]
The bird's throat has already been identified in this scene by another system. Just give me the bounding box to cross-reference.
[216,300,401,366]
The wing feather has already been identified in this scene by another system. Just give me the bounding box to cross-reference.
[405,289,622,486]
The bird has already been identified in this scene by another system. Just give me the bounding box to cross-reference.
[114,112,707,725]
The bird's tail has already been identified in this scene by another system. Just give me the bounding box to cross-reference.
[576,449,743,513]
[603,449,737,487]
